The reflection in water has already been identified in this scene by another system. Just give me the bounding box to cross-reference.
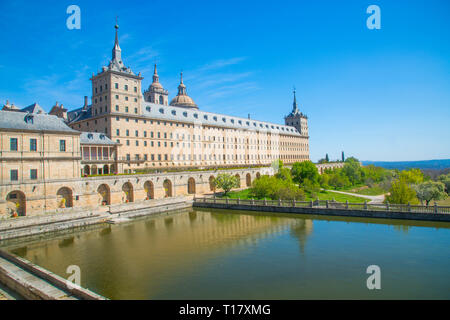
[2,208,450,300]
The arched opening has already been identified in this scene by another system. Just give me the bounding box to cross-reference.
[103,165,109,175]
[122,182,134,203]
[209,176,215,192]
[97,184,111,205]
[235,174,241,188]
[144,181,154,200]
[91,165,98,175]
[246,173,251,187]
[57,187,73,208]
[163,179,173,198]
[187,177,196,194]
[84,165,90,176]
[6,191,26,216]
[110,164,116,174]
[256,172,261,179]
[159,95,164,105]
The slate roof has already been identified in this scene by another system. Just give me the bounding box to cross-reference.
[0,110,79,134]
[141,101,302,136]
[21,103,46,114]
[80,132,118,145]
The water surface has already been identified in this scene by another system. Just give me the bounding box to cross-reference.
[2,209,449,299]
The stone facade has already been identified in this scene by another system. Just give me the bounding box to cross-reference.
[0,167,273,218]
[67,24,310,173]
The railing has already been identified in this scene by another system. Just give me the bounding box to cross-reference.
[193,197,450,215]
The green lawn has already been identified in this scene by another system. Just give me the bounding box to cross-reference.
[219,189,368,203]
[436,197,450,206]
[334,184,386,196]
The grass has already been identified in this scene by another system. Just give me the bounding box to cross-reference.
[435,197,450,206]
[333,184,386,196]
[219,188,369,203]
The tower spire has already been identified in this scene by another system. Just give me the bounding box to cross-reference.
[292,87,299,114]
[153,64,159,83]
[112,18,122,61]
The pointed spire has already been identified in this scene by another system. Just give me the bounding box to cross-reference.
[112,19,122,62]
[152,64,159,83]
[292,88,299,115]
[178,71,186,95]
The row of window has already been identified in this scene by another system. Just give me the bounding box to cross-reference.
[8,138,66,152]
[94,83,138,94]
[124,153,302,162]
[9,169,37,181]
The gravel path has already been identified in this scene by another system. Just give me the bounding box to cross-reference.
[326,190,385,204]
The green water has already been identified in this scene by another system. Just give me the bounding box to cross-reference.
[2,209,450,299]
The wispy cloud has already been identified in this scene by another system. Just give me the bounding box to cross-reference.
[198,57,246,71]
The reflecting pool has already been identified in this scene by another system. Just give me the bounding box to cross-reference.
[2,208,449,299]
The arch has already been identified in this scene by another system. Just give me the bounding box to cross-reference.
[159,95,164,105]
[187,177,196,194]
[122,182,134,203]
[83,165,90,175]
[57,187,73,208]
[209,175,216,192]
[235,174,241,188]
[163,179,173,198]
[103,165,109,175]
[6,191,26,216]
[144,181,154,200]
[91,165,98,175]
[97,184,111,205]
[246,173,251,187]
[110,164,116,174]
[256,172,261,179]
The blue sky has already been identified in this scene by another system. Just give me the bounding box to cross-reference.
[0,0,449,162]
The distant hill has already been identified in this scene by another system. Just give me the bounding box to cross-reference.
[362,159,450,171]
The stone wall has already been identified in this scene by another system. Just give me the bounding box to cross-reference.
[0,167,273,217]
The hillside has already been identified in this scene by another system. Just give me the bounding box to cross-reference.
[362,159,450,170]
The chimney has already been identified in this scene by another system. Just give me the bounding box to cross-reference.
[84,96,88,108]
[248,114,250,120]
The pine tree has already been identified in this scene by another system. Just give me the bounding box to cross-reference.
[341,151,345,162]
[325,154,329,162]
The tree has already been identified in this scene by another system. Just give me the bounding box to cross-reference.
[325,154,329,162]
[213,174,239,196]
[291,161,319,184]
[385,178,419,204]
[275,167,293,182]
[341,158,363,185]
[399,169,424,185]
[271,159,283,172]
[414,181,447,205]
[341,151,345,162]
[438,174,450,194]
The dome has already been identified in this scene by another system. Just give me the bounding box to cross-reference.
[169,72,198,109]
[170,95,197,109]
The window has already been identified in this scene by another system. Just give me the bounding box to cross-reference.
[115,83,119,89]
[10,138,18,151]
[10,169,18,181]
[116,129,120,136]
[30,169,37,180]
[116,105,119,111]
[125,107,129,113]
[134,108,138,114]
[125,85,128,91]
[134,87,137,92]
[59,140,66,152]
[30,138,37,151]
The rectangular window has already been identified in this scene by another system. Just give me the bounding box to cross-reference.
[10,169,18,181]
[124,85,128,91]
[115,83,119,89]
[116,105,119,111]
[126,154,130,160]
[30,138,37,151]
[60,140,66,152]
[10,138,18,151]
[30,169,37,180]
[116,129,120,136]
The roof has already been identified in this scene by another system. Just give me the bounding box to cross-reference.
[80,132,118,145]
[21,103,46,114]
[0,110,80,134]
[67,105,92,123]
[141,101,302,136]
